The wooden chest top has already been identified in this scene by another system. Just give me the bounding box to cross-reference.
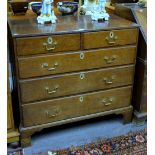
[8,13,139,38]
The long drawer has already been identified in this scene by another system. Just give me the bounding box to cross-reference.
[22,86,132,127]
[18,46,136,79]
[20,65,134,103]
[83,29,138,49]
[16,34,80,56]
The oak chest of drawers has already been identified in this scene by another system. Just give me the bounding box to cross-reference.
[8,13,139,147]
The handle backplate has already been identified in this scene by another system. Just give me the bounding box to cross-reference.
[104,55,117,64]
[103,75,116,84]
[101,97,114,106]
[42,62,59,71]
[45,85,59,94]
[46,108,61,118]
[105,31,118,44]
[43,37,57,51]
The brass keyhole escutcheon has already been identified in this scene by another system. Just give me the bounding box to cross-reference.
[80,52,85,60]
[105,31,118,44]
[80,73,85,80]
[109,31,114,38]
[79,96,84,102]
[43,36,57,51]
[48,37,53,44]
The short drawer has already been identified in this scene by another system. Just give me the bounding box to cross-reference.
[22,86,132,127]
[83,29,138,49]
[18,46,136,79]
[16,34,80,56]
[20,65,134,103]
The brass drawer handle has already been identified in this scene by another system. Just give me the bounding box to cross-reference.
[43,37,57,51]
[105,31,118,44]
[42,62,59,71]
[46,109,60,118]
[104,55,117,64]
[45,85,59,94]
[101,97,114,106]
[46,112,57,118]
[103,75,115,84]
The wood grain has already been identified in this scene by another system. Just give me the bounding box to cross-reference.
[83,29,138,49]
[16,34,80,56]
[8,14,139,38]
[132,58,147,113]
[19,65,134,103]
[18,45,137,79]
[22,86,132,127]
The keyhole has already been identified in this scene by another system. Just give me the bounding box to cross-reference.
[109,32,114,38]
[48,37,53,44]
[79,96,84,102]
[80,52,85,60]
[80,73,85,79]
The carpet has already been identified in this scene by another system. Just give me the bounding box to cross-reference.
[34,128,147,155]
[8,128,147,155]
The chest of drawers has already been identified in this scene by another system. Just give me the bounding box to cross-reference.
[8,13,139,147]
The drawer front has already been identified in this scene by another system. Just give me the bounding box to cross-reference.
[83,29,138,49]
[20,65,134,103]
[18,46,136,79]
[16,34,80,56]
[22,86,132,127]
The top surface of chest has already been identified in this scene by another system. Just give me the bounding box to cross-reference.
[8,13,138,38]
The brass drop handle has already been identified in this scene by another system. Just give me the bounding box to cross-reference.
[45,85,59,94]
[46,112,57,118]
[43,37,57,51]
[103,75,115,84]
[105,31,118,44]
[43,42,57,51]
[101,97,114,106]
[46,109,60,118]
[42,62,59,71]
[104,55,117,64]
